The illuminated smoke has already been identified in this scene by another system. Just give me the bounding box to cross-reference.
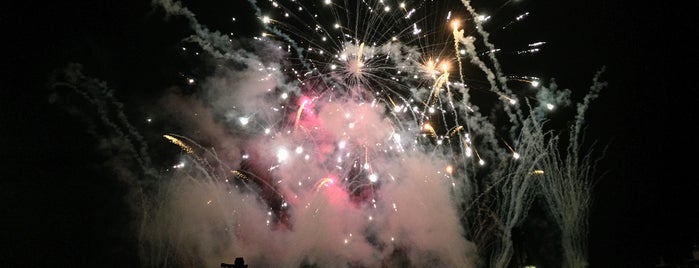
[50,0,606,267]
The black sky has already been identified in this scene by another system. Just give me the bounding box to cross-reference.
[2,0,698,267]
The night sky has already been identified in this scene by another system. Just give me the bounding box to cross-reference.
[2,0,697,267]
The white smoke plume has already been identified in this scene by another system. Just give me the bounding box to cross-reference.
[49,0,607,267]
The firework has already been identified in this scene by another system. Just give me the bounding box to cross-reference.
[52,0,606,267]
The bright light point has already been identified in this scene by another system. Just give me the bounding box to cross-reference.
[546,103,555,110]
[324,0,331,4]
[295,146,303,154]
[281,92,288,99]
[478,159,486,166]
[460,49,466,55]
[262,16,271,24]
[239,117,249,125]
[533,170,545,175]
[428,107,435,113]
[242,154,249,159]
[187,78,195,84]
[334,23,340,29]
[146,118,152,123]
[368,174,378,182]
[424,59,435,73]
[393,133,401,143]
[264,128,271,134]
[384,6,390,12]
[338,140,346,149]
[446,165,454,174]
[400,2,405,8]
[513,152,520,159]
[277,148,289,162]
[412,23,421,35]
[364,163,370,170]
[451,20,459,30]
[330,64,337,70]
[509,99,517,105]
[304,154,310,160]
[531,80,540,87]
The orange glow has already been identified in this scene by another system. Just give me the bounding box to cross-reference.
[451,19,460,30]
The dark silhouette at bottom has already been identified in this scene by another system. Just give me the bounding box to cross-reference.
[221,257,247,268]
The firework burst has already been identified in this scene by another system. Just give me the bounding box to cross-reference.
[51,0,606,267]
